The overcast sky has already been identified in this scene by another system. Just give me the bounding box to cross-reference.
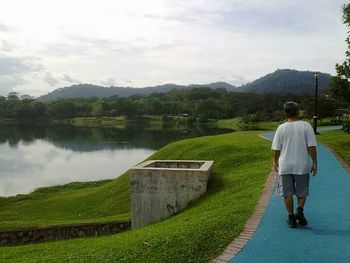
[0,0,348,96]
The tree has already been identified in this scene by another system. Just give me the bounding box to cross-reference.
[20,95,34,102]
[330,4,350,103]
[47,100,77,118]
[7,92,19,102]
[91,101,106,116]
[0,96,6,118]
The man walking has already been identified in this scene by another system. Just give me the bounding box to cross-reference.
[272,102,317,228]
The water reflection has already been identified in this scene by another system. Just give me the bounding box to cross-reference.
[0,123,229,151]
[0,122,230,196]
[0,140,153,196]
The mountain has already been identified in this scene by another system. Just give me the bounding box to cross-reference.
[37,69,332,101]
[37,83,236,101]
[37,84,178,101]
[189,82,237,90]
[239,69,332,94]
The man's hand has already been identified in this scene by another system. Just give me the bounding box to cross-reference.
[311,163,318,176]
[274,161,279,173]
[308,146,317,176]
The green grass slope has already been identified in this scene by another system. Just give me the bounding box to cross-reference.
[0,132,271,263]
[318,130,350,163]
[0,178,131,230]
[216,118,279,131]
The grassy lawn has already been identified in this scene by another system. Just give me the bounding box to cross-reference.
[318,129,350,164]
[69,116,127,127]
[216,117,337,132]
[0,178,130,230]
[0,132,271,263]
[216,117,279,131]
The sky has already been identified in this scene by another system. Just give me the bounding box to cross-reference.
[0,0,348,97]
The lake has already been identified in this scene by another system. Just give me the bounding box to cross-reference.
[0,122,230,196]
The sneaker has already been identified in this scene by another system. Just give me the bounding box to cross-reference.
[295,207,308,226]
[287,214,297,228]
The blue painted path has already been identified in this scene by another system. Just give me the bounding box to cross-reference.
[232,127,350,263]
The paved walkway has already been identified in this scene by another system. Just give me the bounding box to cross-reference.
[231,128,350,263]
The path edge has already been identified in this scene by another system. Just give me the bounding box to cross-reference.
[210,134,276,263]
[325,145,350,174]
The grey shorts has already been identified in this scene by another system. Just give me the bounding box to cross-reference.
[281,174,310,197]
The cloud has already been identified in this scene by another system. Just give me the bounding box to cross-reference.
[0,55,44,95]
[42,36,123,57]
[0,21,10,32]
[124,79,133,85]
[0,40,15,52]
[100,77,118,87]
[0,54,81,95]
[0,0,347,95]
[0,75,26,96]
[43,72,59,86]
[61,73,79,83]
[44,72,81,88]
[142,13,196,24]
[210,1,344,37]
[0,55,43,76]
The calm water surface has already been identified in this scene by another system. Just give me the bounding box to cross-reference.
[0,122,229,196]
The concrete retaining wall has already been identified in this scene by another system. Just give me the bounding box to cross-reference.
[0,221,131,246]
[131,160,213,229]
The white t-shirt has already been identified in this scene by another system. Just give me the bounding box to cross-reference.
[271,120,317,175]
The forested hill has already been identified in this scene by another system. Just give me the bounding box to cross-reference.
[240,69,332,93]
[37,83,237,102]
[37,69,332,101]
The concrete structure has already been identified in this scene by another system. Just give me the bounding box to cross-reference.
[130,160,213,229]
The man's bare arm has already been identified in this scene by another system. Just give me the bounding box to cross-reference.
[307,146,317,176]
[273,150,280,173]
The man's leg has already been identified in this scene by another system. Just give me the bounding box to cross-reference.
[284,196,294,215]
[297,196,306,208]
[281,175,297,228]
[295,174,310,226]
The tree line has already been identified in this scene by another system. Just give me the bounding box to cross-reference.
[0,88,342,122]
[331,3,350,107]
